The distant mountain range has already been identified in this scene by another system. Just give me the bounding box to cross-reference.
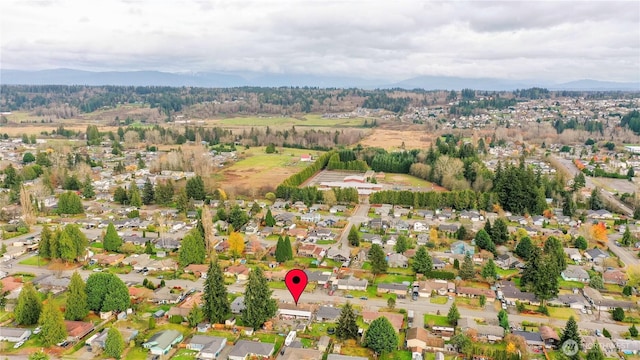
[1,68,638,91]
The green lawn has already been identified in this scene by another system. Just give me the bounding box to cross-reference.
[559,279,585,289]
[171,349,198,360]
[424,314,450,327]
[496,268,520,277]
[430,296,448,304]
[269,281,287,289]
[376,274,414,284]
[305,322,335,338]
[548,306,579,320]
[124,347,148,360]
[316,240,336,245]
[90,241,103,249]
[383,173,436,188]
[18,256,49,266]
[362,262,372,270]
[382,350,412,360]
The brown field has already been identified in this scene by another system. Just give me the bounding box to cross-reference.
[359,129,432,150]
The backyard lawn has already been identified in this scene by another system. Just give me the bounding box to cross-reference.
[424,314,450,327]
[18,255,49,266]
[430,296,448,304]
[171,349,198,360]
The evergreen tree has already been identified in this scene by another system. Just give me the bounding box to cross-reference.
[187,304,204,328]
[447,303,461,325]
[491,218,509,245]
[82,176,95,199]
[104,327,124,359]
[515,236,534,260]
[65,271,88,320]
[590,188,605,210]
[563,192,576,216]
[264,208,276,227]
[336,302,358,340]
[39,295,67,347]
[481,259,498,281]
[412,246,433,274]
[586,341,604,360]
[613,307,625,321]
[39,225,52,259]
[203,261,230,323]
[86,273,130,312]
[498,309,509,330]
[283,235,293,260]
[459,254,475,280]
[543,236,567,271]
[475,229,496,254]
[275,236,286,262]
[630,324,638,337]
[15,283,41,325]
[145,240,155,254]
[142,178,155,205]
[575,235,588,250]
[103,223,123,252]
[154,180,174,205]
[179,229,206,266]
[128,181,142,208]
[57,191,84,214]
[456,225,467,240]
[622,226,635,247]
[483,219,492,237]
[242,267,277,330]
[348,225,360,246]
[560,316,582,356]
[368,244,388,279]
[364,317,398,355]
[28,351,49,360]
[113,186,128,204]
[394,235,409,254]
[228,205,249,230]
[589,273,604,290]
[185,175,206,200]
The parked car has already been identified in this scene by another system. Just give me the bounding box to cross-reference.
[327,328,336,335]
[33,327,41,334]
[360,296,368,300]
[345,294,354,299]
[14,341,24,348]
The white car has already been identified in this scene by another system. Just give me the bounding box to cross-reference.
[33,327,41,334]
[14,341,24,349]
[501,303,507,310]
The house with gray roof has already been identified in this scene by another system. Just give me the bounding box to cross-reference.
[228,340,274,360]
[186,335,226,359]
[142,330,183,356]
[0,327,31,342]
[316,306,342,322]
[561,265,590,282]
[231,296,245,314]
[585,248,609,263]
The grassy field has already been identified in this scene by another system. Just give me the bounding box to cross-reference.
[548,306,579,320]
[171,349,198,360]
[424,314,450,327]
[214,114,366,127]
[219,146,323,188]
[18,255,49,266]
[383,173,438,189]
[430,296,449,304]
[124,347,148,360]
[559,279,585,289]
[376,274,414,284]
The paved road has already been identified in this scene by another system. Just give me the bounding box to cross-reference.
[553,156,634,216]
[607,242,639,269]
[338,203,370,249]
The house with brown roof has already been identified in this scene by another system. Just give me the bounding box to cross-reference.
[91,253,125,266]
[65,321,95,341]
[413,280,455,298]
[184,264,209,278]
[288,228,308,240]
[539,326,560,348]
[603,269,627,285]
[1,276,23,295]
[224,265,250,281]
[456,286,496,302]
[128,287,153,302]
[362,311,403,332]
[406,327,445,352]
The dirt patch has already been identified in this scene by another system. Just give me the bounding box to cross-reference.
[359,129,432,150]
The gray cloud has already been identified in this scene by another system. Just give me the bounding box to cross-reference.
[1,0,638,82]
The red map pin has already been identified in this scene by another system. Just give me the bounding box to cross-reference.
[285,269,308,305]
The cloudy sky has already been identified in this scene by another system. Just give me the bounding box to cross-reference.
[1,0,639,82]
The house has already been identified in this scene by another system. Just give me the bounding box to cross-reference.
[336,277,368,291]
[456,287,496,302]
[550,293,590,310]
[377,283,408,297]
[143,330,184,356]
[458,318,504,342]
[495,253,519,270]
[564,248,583,262]
[228,340,274,360]
[413,280,455,298]
[151,287,182,304]
[499,281,538,305]
[305,270,331,285]
[512,330,544,347]
[316,306,341,322]
[231,296,245,314]
[584,248,609,263]
[225,265,250,281]
[450,241,474,255]
[561,265,590,282]
[387,253,408,268]
[278,303,313,320]
[539,326,560,348]
[614,339,640,355]
[64,321,95,341]
[186,335,226,359]
[91,253,126,266]
[438,223,459,233]
[327,247,350,263]
[33,274,70,293]
[280,347,324,360]
[0,327,31,342]
[184,264,209,278]
[413,222,428,232]
[603,269,627,285]
[584,336,616,356]
[362,311,403,332]
[301,213,321,223]
[432,257,446,270]
[406,327,445,352]
[90,328,138,350]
